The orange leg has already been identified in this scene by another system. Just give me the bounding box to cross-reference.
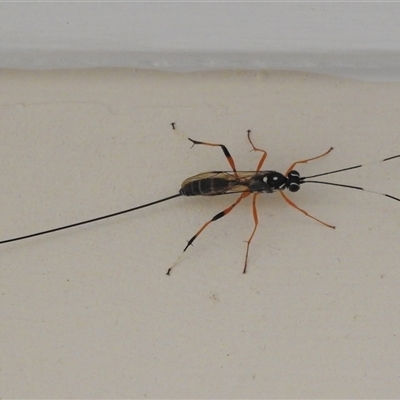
[243,193,260,273]
[247,130,267,172]
[188,138,239,178]
[166,192,251,275]
[279,191,335,229]
[285,147,334,175]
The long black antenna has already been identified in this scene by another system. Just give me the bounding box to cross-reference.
[0,193,182,245]
[303,154,400,180]
[302,180,400,202]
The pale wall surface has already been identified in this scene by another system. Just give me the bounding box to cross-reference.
[1,69,400,398]
[1,2,400,80]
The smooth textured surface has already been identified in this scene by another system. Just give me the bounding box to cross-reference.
[1,3,400,80]
[1,69,400,398]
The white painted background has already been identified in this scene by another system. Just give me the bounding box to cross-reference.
[1,2,400,80]
[1,3,400,399]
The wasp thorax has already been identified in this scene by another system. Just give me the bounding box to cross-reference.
[287,170,301,192]
[265,172,287,190]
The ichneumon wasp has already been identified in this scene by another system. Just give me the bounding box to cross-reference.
[1,126,399,274]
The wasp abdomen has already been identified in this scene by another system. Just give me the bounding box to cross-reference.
[180,177,236,196]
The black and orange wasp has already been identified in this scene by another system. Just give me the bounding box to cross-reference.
[1,125,399,274]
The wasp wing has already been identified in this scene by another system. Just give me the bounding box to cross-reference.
[180,171,274,195]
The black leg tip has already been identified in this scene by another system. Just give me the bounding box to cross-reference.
[183,239,194,252]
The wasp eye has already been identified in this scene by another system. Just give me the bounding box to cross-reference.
[287,170,301,192]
